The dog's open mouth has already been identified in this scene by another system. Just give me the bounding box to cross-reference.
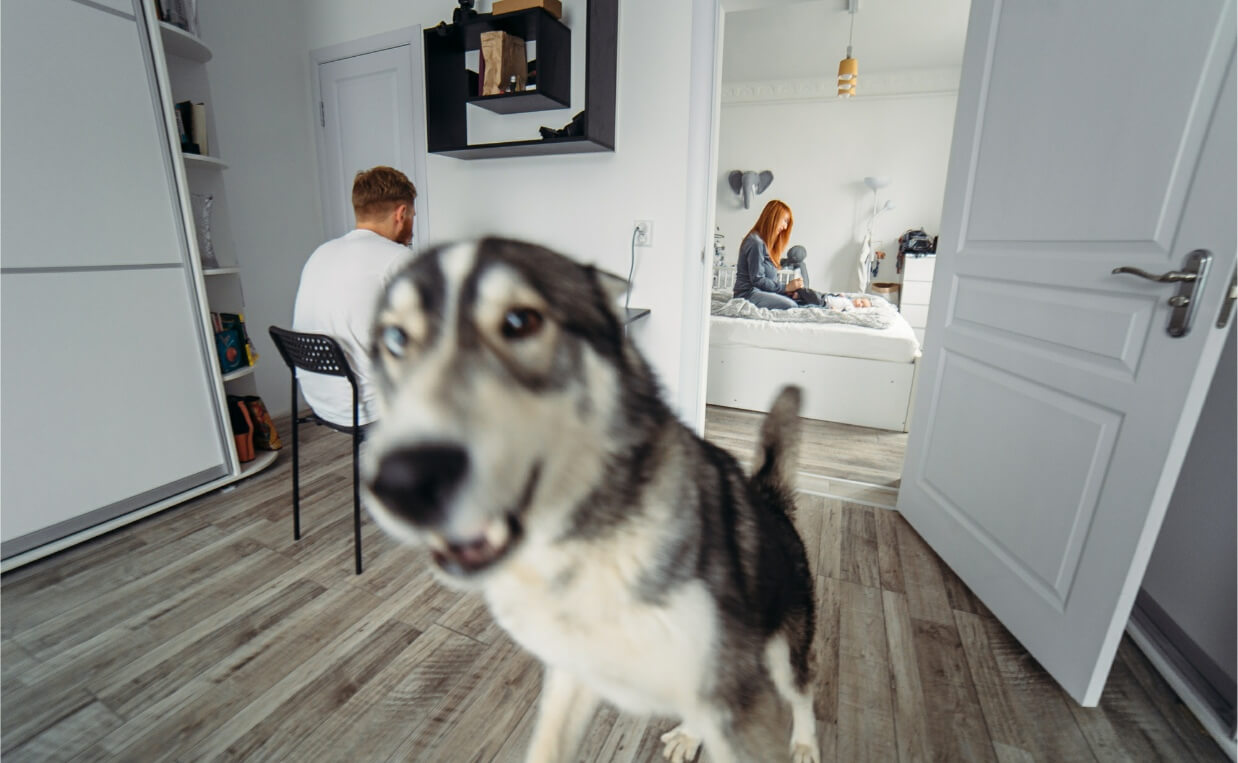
[426,464,539,577]
[427,512,522,575]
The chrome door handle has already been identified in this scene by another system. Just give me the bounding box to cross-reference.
[1111,266,1198,283]
[1112,250,1212,337]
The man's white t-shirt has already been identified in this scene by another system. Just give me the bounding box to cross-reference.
[292,229,412,427]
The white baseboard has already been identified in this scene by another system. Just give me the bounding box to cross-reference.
[1127,617,1237,760]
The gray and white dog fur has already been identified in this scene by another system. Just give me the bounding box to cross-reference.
[361,238,819,763]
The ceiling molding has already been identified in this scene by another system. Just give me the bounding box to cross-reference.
[722,67,961,105]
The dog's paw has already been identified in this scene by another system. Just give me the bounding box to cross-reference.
[660,725,702,763]
[790,742,820,763]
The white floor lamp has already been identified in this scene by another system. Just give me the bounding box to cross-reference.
[858,176,895,292]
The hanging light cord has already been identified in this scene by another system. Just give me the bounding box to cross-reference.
[846,7,855,59]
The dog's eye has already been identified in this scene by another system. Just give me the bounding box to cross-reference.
[501,307,544,340]
[381,325,409,357]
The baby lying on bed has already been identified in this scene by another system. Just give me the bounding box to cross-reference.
[787,286,872,311]
[823,293,872,310]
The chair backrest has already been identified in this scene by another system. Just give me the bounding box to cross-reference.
[268,326,357,383]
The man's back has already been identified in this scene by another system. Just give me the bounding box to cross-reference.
[293,229,411,427]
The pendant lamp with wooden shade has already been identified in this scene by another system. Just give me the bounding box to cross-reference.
[838,0,858,98]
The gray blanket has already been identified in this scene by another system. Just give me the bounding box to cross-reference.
[710,289,895,330]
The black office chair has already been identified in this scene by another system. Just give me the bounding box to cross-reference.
[268,326,366,575]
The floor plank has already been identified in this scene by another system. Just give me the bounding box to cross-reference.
[978,613,1096,762]
[892,516,954,626]
[836,580,897,761]
[1119,637,1223,761]
[910,617,998,761]
[882,590,932,763]
[287,624,487,761]
[840,504,880,589]
[1095,649,1202,761]
[874,508,906,594]
[704,404,908,487]
[8,700,124,762]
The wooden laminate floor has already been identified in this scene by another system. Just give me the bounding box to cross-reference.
[1,421,1224,761]
[704,405,908,489]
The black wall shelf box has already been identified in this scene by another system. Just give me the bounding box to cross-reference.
[424,0,617,160]
[467,90,570,114]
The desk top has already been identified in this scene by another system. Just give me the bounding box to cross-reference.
[623,307,651,324]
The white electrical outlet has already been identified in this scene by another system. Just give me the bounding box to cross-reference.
[634,220,653,247]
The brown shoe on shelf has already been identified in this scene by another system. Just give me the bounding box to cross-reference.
[243,395,282,451]
[227,395,255,463]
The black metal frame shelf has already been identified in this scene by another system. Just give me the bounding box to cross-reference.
[424,0,616,160]
[467,90,571,114]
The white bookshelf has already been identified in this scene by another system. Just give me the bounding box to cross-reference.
[221,365,256,383]
[161,12,276,485]
[158,22,211,63]
[183,153,228,169]
[240,449,279,477]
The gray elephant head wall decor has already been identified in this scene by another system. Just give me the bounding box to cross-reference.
[728,170,774,209]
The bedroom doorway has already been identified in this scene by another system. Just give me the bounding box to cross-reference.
[701,0,969,506]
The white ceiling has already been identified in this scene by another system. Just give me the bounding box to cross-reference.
[722,0,971,82]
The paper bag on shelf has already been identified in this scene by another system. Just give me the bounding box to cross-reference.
[480,31,527,96]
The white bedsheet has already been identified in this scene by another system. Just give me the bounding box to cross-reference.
[709,311,921,363]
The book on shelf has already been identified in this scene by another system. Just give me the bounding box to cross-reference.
[162,0,199,35]
[214,327,245,373]
[218,312,258,367]
[175,101,199,154]
[191,103,208,156]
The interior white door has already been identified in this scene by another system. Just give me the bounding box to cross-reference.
[897,0,1236,706]
[317,44,429,247]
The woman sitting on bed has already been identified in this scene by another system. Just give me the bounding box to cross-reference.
[733,199,801,309]
[734,200,875,311]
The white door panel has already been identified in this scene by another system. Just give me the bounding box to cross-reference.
[2,0,185,269]
[898,0,1236,707]
[316,41,429,247]
[966,1,1230,246]
[1,269,228,549]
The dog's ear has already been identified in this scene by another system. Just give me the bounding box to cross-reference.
[589,267,630,303]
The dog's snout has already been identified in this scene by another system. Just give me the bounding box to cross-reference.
[369,445,468,525]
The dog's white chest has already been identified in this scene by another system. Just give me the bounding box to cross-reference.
[484,558,715,715]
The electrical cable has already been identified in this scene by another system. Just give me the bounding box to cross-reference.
[625,225,639,337]
[626,225,638,314]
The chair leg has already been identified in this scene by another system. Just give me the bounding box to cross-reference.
[291,375,301,541]
[353,430,362,575]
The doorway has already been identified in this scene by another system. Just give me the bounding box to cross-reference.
[311,28,432,248]
[701,0,969,507]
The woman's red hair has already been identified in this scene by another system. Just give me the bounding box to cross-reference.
[748,200,793,267]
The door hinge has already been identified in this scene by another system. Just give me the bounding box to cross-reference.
[1218,269,1237,329]
[320,102,325,128]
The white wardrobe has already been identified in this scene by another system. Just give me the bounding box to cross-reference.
[1,0,232,561]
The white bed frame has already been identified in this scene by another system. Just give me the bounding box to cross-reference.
[708,266,919,432]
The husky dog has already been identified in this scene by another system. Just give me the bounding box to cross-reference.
[362,238,819,763]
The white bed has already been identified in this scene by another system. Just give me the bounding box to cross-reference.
[706,267,921,431]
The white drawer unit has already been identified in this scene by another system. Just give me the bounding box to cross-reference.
[901,255,936,345]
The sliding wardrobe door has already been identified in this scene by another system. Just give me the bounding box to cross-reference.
[0,0,229,557]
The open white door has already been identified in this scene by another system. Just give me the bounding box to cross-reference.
[898,0,1236,707]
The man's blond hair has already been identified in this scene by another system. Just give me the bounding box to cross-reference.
[352,166,417,220]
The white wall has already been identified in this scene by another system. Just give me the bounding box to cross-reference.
[715,91,957,292]
[1140,323,1237,688]
[206,0,705,420]
[198,0,328,415]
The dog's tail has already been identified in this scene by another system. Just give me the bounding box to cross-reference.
[750,386,802,510]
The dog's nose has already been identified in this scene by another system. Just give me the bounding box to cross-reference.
[369,445,468,525]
